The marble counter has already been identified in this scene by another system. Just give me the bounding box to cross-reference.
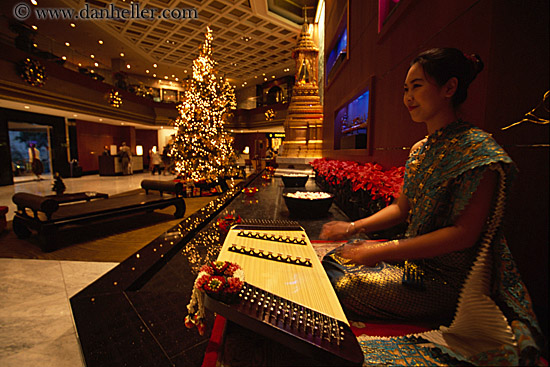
[70,172,348,367]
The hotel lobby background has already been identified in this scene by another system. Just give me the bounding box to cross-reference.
[0,0,547,364]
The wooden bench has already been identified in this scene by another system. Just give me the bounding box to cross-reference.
[12,180,185,251]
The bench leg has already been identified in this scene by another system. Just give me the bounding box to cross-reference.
[38,225,58,252]
[174,199,186,218]
[13,217,31,239]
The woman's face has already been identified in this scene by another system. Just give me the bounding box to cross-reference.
[403,63,452,123]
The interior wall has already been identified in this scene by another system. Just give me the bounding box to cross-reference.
[75,120,136,172]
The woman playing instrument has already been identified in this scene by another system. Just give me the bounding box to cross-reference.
[320,48,542,363]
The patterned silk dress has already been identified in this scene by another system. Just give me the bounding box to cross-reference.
[324,120,513,322]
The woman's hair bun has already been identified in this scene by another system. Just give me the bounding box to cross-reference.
[464,53,484,76]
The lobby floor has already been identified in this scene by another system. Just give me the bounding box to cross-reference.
[0,172,182,366]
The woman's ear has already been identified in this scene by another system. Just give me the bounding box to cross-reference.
[444,77,458,98]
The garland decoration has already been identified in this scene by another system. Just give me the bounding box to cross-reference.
[18,58,47,87]
[185,261,245,335]
[109,89,123,108]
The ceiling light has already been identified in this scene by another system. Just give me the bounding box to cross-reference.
[65,42,70,47]
[146,69,150,73]
[31,25,38,30]
[120,52,125,57]
[164,76,168,79]
[30,0,37,5]
[62,56,67,60]
[99,118,103,121]
[153,63,158,68]
[153,73,156,77]
[126,64,131,69]
[254,76,258,78]
[184,70,187,73]
[175,78,179,81]
[90,54,95,58]
[94,62,99,67]
[171,74,175,78]
[73,114,78,117]
[90,70,94,73]
[33,43,38,48]
[78,63,82,67]
[70,23,76,28]
[262,73,265,76]
[264,78,267,81]
[98,40,103,45]
[24,105,30,109]
[272,75,275,78]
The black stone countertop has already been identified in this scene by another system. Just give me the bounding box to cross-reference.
[70,173,348,367]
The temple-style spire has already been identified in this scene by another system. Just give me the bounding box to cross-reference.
[278,15,323,160]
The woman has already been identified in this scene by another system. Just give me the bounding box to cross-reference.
[28,143,43,180]
[321,48,542,364]
[149,146,162,175]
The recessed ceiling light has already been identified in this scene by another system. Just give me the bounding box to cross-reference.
[164,76,168,79]
[70,23,76,28]
[30,0,37,5]
[99,118,103,121]
[31,25,38,30]
[175,78,179,81]
[24,105,30,109]
[94,62,99,67]
[146,69,150,73]
[65,42,70,47]
[126,64,131,69]
[153,63,158,68]
[78,63,82,67]
[120,52,125,57]
[184,70,187,73]
[33,43,38,48]
[171,74,175,78]
[62,56,67,60]
[90,54,95,58]
[73,114,78,117]
[262,73,265,76]
[272,75,275,78]
[254,76,258,78]
[264,78,267,81]
[121,123,125,125]
[153,73,156,77]
[98,40,103,45]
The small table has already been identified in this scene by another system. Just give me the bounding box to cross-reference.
[46,192,109,204]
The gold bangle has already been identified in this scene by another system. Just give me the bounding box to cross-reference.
[346,221,355,234]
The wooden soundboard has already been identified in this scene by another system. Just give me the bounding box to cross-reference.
[205,220,364,366]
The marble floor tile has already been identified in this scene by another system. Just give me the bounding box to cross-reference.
[0,258,119,367]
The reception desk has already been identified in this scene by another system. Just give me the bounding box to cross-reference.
[70,173,348,366]
[99,155,143,175]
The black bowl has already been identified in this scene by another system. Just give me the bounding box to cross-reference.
[281,175,309,187]
[282,192,334,218]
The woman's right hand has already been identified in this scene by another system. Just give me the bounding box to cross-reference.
[320,221,353,240]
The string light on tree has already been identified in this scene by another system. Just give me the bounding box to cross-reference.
[171,27,237,182]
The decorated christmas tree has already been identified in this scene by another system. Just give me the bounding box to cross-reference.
[171,27,237,182]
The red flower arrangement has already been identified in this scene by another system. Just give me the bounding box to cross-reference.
[216,212,242,233]
[310,158,404,205]
[185,261,245,335]
[242,187,258,197]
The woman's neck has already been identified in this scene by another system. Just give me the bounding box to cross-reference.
[425,110,458,135]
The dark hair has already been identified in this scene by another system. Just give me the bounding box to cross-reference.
[411,48,484,108]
